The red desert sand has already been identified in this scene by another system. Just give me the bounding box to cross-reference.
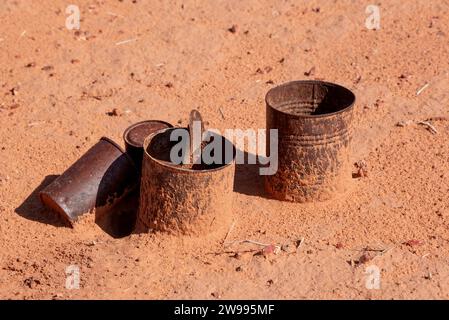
[0,0,448,299]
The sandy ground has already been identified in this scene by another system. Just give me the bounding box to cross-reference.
[1,0,449,299]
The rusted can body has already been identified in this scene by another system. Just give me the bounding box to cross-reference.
[265,80,355,202]
[40,137,138,225]
[123,120,173,171]
[136,128,235,235]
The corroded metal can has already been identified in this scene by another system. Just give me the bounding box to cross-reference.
[123,120,173,171]
[40,137,138,225]
[136,127,235,235]
[265,80,355,202]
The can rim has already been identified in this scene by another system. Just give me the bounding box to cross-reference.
[142,127,235,174]
[39,192,75,227]
[265,80,356,119]
[123,120,173,149]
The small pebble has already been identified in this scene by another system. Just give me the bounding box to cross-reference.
[227,25,237,33]
[106,108,121,117]
[304,66,315,77]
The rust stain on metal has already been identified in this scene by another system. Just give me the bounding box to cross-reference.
[136,127,236,235]
[40,137,138,225]
[265,80,355,202]
[123,120,173,170]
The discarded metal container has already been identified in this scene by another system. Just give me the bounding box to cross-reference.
[123,120,173,171]
[136,121,236,235]
[265,80,355,202]
[40,137,138,225]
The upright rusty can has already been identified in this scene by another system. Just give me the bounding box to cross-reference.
[136,127,235,235]
[265,80,355,202]
[123,120,173,171]
[40,137,138,225]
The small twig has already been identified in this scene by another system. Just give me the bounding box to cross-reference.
[219,107,226,120]
[222,220,236,245]
[27,121,46,127]
[107,11,124,18]
[349,245,391,253]
[208,248,259,256]
[365,248,387,253]
[397,119,440,134]
[224,239,270,247]
[366,246,395,262]
[115,38,138,45]
[416,83,429,96]
[417,121,438,134]
[238,239,270,247]
[425,116,448,122]
[380,246,395,255]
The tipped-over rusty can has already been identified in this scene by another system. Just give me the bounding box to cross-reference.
[265,80,355,202]
[123,120,173,171]
[136,126,236,235]
[40,137,138,225]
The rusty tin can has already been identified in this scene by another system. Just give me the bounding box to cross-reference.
[136,127,236,235]
[123,120,173,170]
[40,137,138,225]
[265,80,355,202]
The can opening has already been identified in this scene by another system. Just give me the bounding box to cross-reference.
[124,120,172,148]
[266,81,355,117]
[146,128,235,171]
[39,192,74,226]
